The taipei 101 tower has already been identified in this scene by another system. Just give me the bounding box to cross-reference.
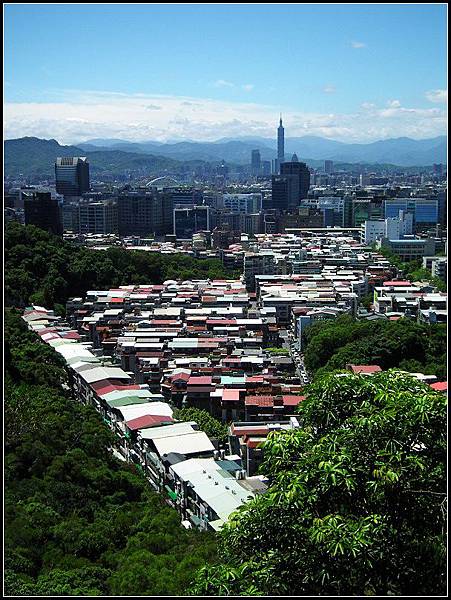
[277,114,285,173]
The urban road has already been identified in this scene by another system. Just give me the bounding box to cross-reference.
[280,329,311,386]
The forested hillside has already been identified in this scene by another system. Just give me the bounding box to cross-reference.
[5,222,238,310]
[4,137,205,179]
[301,314,447,381]
[4,310,218,596]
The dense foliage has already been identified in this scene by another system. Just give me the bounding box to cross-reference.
[5,222,238,309]
[173,407,229,445]
[378,246,447,291]
[189,370,447,596]
[302,314,447,381]
[5,310,218,596]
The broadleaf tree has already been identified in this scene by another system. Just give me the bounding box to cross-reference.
[189,370,447,596]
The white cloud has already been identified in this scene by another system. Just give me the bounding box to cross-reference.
[387,100,401,108]
[4,89,447,144]
[323,85,336,94]
[241,84,254,92]
[213,79,235,88]
[351,41,366,48]
[425,89,447,103]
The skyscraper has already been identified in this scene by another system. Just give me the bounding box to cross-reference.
[55,157,90,198]
[251,149,261,175]
[281,161,311,203]
[117,191,164,237]
[277,115,285,173]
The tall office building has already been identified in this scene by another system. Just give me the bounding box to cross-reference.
[118,191,164,237]
[277,115,285,172]
[280,161,311,204]
[324,160,334,174]
[270,176,298,211]
[261,160,271,176]
[251,150,261,176]
[23,191,63,235]
[55,157,90,197]
[77,201,118,234]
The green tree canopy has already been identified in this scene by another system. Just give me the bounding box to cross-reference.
[173,407,229,445]
[189,370,447,596]
[5,310,218,595]
[5,222,239,309]
[302,314,446,382]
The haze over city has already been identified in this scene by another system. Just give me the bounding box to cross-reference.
[4,3,447,144]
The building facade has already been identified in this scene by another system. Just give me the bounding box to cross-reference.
[55,157,90,197]
[23,191,63,235]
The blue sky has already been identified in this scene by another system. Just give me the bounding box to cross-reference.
[4,3,448,143]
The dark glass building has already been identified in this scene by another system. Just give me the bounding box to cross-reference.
[174,206,210,239]
[281,161,310,202]
[270,161,311,211]
[55,157,90,197]
[23,191,63,235]
[118,191,164,237]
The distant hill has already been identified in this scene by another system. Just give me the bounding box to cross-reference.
[4,137,205,180]
[4,135,446,181]
[78,135,447,167]
[78,138,276,163]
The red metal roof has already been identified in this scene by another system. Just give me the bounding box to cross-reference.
[246,439,266,449]
[383,281,411,286]
[110,298,124,303]
[187,376,212,385]
[245,396,274,407]
[126,414,174,431]
[222,389,243,401]
[350,365,382,374]
[430,381,447,392]
[281,395,305,406]
[38,328,57,336]
[172,372,190,382]
[61,331,81,339]
[91,381,141,395]
[232,425,268,435]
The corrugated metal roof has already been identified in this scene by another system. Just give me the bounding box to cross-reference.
[116,402,173,420]
[126,414,174,431]
[80,367,131,384]
[140,422,197,440]
[153,431,214,457]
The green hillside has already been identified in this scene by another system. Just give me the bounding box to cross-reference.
[4,137,205,180]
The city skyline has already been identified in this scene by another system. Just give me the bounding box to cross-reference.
[4,4,447,143]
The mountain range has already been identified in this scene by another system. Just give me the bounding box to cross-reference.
[76,135,447,167]
[4,135,446,181]
[4,137,204,180]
